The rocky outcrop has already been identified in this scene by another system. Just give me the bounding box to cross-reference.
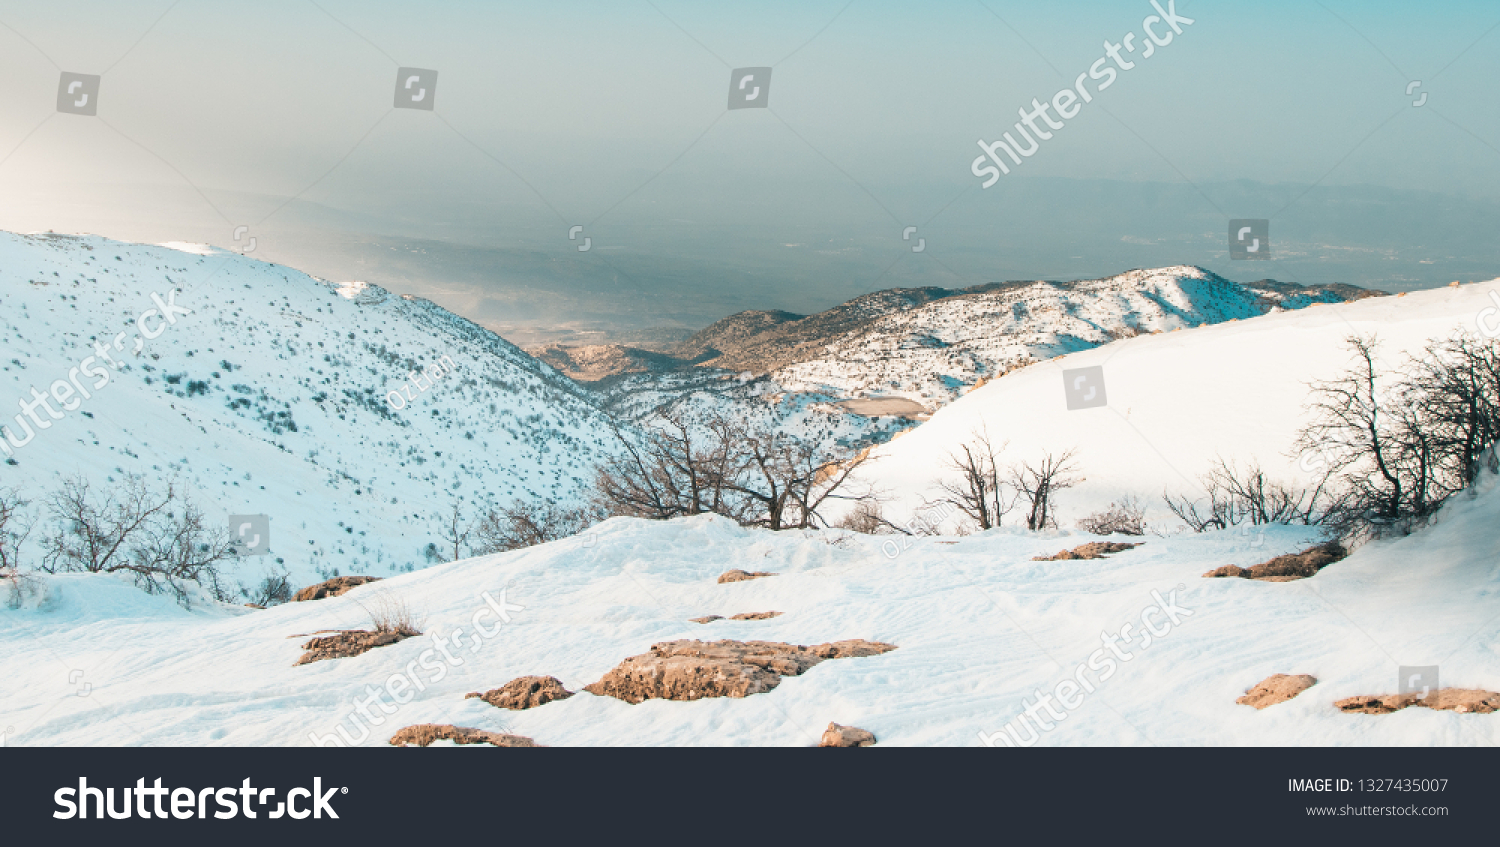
[690,615,724,624]
[718,569,778,584]
[1033,542,1141,561]
[388,724,540,747]
[1237,674,1317,709]
[294,630,410,665]
[1335,689,1500,715]
[1203,565,1249,578]
[292,575,381,602]
[818,723,876,747]
[466,676,575,711]
[1203,542,1347,582]
[731,611,782,621]
[583,639,897,704]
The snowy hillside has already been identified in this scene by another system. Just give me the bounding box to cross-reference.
[852,281,1498,529]
[0,231,615,589]
[3,478,1495,746]
[774,266,1375,408]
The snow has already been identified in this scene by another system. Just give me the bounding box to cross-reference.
[3,479,1495,746]
[855,282,1500,528]
[0,231,615,589]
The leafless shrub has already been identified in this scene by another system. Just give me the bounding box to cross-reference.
[1010,449,1082,531]
[472,499,598,553]
[1077,495,1146,536]
[936,427,1017,530]
[0,486,32,573]
[358,592,423,636]
[1164,457,1347,534]
[40,475,237,607]
[244,571,293,607]
[1294,334,1500,539]
[592,409,879,531]
[835,501,888,534]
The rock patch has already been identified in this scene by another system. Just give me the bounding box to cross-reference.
[819,722,876,747]
[1033,542,1142,561]
[389,724,540,747]
[294,630,410,665]
[718,569,778,584]
[466,676,575,711]
[584,638,897,704]
[1237,674,1317,709]
[292,575,381,602]
[1203,542,1347,582]
[694,612,782,623]
[1334,689,1500,715]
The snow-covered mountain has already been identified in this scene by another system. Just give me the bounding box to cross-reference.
[851,280,1497,529]
[0,231,615,589]
[771,266,1378,408]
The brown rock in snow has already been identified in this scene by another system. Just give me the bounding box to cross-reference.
[1335,688,1500,715]
[1203,565,1249,578]
[388,724,540,747]
[466,676,575,711]
[1237,674,1317,709]
[730,611,782,621]
[819,722,876,747]
[292,575,381,602]
[583,638,897,704]
[690,615,724,624]
[718,569,778,584]
[1033,542,1142,561]
[294,630,409,665]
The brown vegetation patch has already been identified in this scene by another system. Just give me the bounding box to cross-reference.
[1202,542,1347,582]
[1237,674,1317,709]
[292,575,381,602]
[466,676,575,711]
[1033,541,1142,561]
[583,638,897,704]
[718,569,777,583]
[1334,689,1500,715]
[388,724,540,747]
[294,629,410,666]
[818,722,876,747]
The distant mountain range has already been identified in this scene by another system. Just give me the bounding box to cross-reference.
[529,267,1380,407]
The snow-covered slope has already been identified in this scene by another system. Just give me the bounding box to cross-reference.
[854,281,1498,528]
[775,266,1375,408]
[0,231,614,588]
[4,477,1496,746]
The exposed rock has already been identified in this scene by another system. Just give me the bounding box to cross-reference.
[1203,564,1249,578]
[718,569,778,584]
[731,611,782,621]
[690,615,724,624]
[294,629,410,665]
[466,676,575,711]
[1246,542,1346,580]
[1033,542,1142,561]
[584,638,898,704]
[819,722,876,747]
[292,575,382,602]
[1237,674,1317,709]
[1334,688,1500,715]
[388,724,540,747]
[1203,542,1348,582]
[243,603,265,609]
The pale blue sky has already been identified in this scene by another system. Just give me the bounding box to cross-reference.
[1,1,1497,335]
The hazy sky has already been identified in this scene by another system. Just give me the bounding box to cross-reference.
[2,0,1498,340]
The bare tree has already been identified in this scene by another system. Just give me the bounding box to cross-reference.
[936,427,1014,530]
[40,475,237,606]
[592,411,744,521]
[438,499,471,562]
[471,499,597,553]
[1009,449,1082,530]
[0,486,32,572]
[726,430,876,530]
[1077,495,1146,536]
